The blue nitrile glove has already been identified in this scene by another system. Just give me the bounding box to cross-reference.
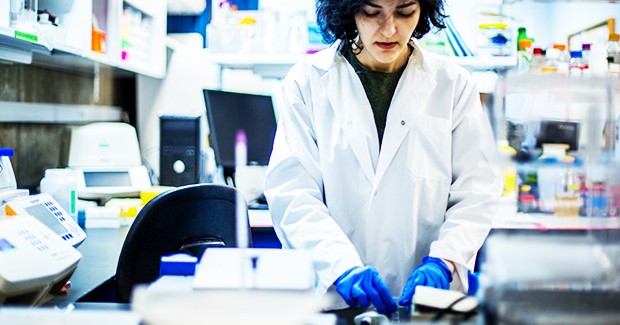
[467,270,478,296]
[334,266,398,315]
[398,256,453,307]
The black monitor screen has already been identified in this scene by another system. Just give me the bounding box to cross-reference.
[203,89,277,168]
[535,120,580,151]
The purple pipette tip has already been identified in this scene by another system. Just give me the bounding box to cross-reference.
[235,129,247,145]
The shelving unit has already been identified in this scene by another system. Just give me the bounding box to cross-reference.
[0,0,166,78]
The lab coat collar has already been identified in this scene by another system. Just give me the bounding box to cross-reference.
[310,39,435,73]
[318,39,438,185]
[310,41,342,71]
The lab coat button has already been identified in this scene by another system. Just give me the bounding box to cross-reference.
[373,191,377,196]
[401,120,406,126]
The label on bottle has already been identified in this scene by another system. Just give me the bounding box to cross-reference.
[70,189,77,216]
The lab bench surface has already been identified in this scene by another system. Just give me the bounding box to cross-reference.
[45,227,130,309]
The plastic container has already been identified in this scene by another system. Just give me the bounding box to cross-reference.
[516,27,529,52]
[569,50,585,76]
[537,144,569,214]
[542,47,560,73]
[581,43,591,69]
[553,44,569,74]
[554,157,582,217]
[530,47,545,72]
[517,39,533,72]
[607,33,620,75]
[40,168,79,221]
[0,148,16,191]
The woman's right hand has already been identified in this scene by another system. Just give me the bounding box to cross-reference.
[334,266,398,315]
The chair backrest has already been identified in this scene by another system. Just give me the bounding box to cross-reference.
[115,183,251,302]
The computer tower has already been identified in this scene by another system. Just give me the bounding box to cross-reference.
[159,116,201,186]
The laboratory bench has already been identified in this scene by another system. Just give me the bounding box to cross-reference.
[35,210,619,325]
[44,227,130,309]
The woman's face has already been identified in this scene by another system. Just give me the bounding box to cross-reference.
[354,0,420,72]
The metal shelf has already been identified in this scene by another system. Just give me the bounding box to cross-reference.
[0,101,123,123]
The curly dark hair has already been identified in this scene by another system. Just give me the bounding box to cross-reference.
[316,0,447,45]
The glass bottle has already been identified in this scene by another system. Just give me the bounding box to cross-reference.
[607,33,620,75]
[530,47,545,72]
[569,50,585,77]
[516,27,529,52]
[40,169,79,221]
[537,144,569,214]
[581,43,591,70]
[517,39,533,72]
[555,157,582,217]
[542,47,560,73]
[553,43,569,75]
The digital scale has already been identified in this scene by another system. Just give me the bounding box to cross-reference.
[0,215,81,306]
[4,193,87,248]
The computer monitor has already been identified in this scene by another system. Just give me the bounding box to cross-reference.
[535,120,580,151]
[203,89,277,171]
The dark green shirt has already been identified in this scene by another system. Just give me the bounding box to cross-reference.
[341,44,407,147]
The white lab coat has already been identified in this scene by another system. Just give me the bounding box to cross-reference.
[264,40,501,310]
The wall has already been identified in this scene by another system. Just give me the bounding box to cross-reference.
[0,63,131,193]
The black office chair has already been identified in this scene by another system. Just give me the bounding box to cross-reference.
[115,183,252,303]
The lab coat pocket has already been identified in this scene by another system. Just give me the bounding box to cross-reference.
[406,116,451,183]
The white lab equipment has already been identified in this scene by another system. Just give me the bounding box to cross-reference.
[0,215,81,306]
[133,247,322,325]
[0,148,29,205]
[193,248,314,290]
[68,123,151,200]
[4,193,87,247]
[40,168,79,221]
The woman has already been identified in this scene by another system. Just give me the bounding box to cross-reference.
[264,0,501,316]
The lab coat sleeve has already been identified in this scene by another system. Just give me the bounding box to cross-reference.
[428,71,502,292]
[264,63,364,295]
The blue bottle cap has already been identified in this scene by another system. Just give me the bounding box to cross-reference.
[159,253,198,277]
[0,148,14,157]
